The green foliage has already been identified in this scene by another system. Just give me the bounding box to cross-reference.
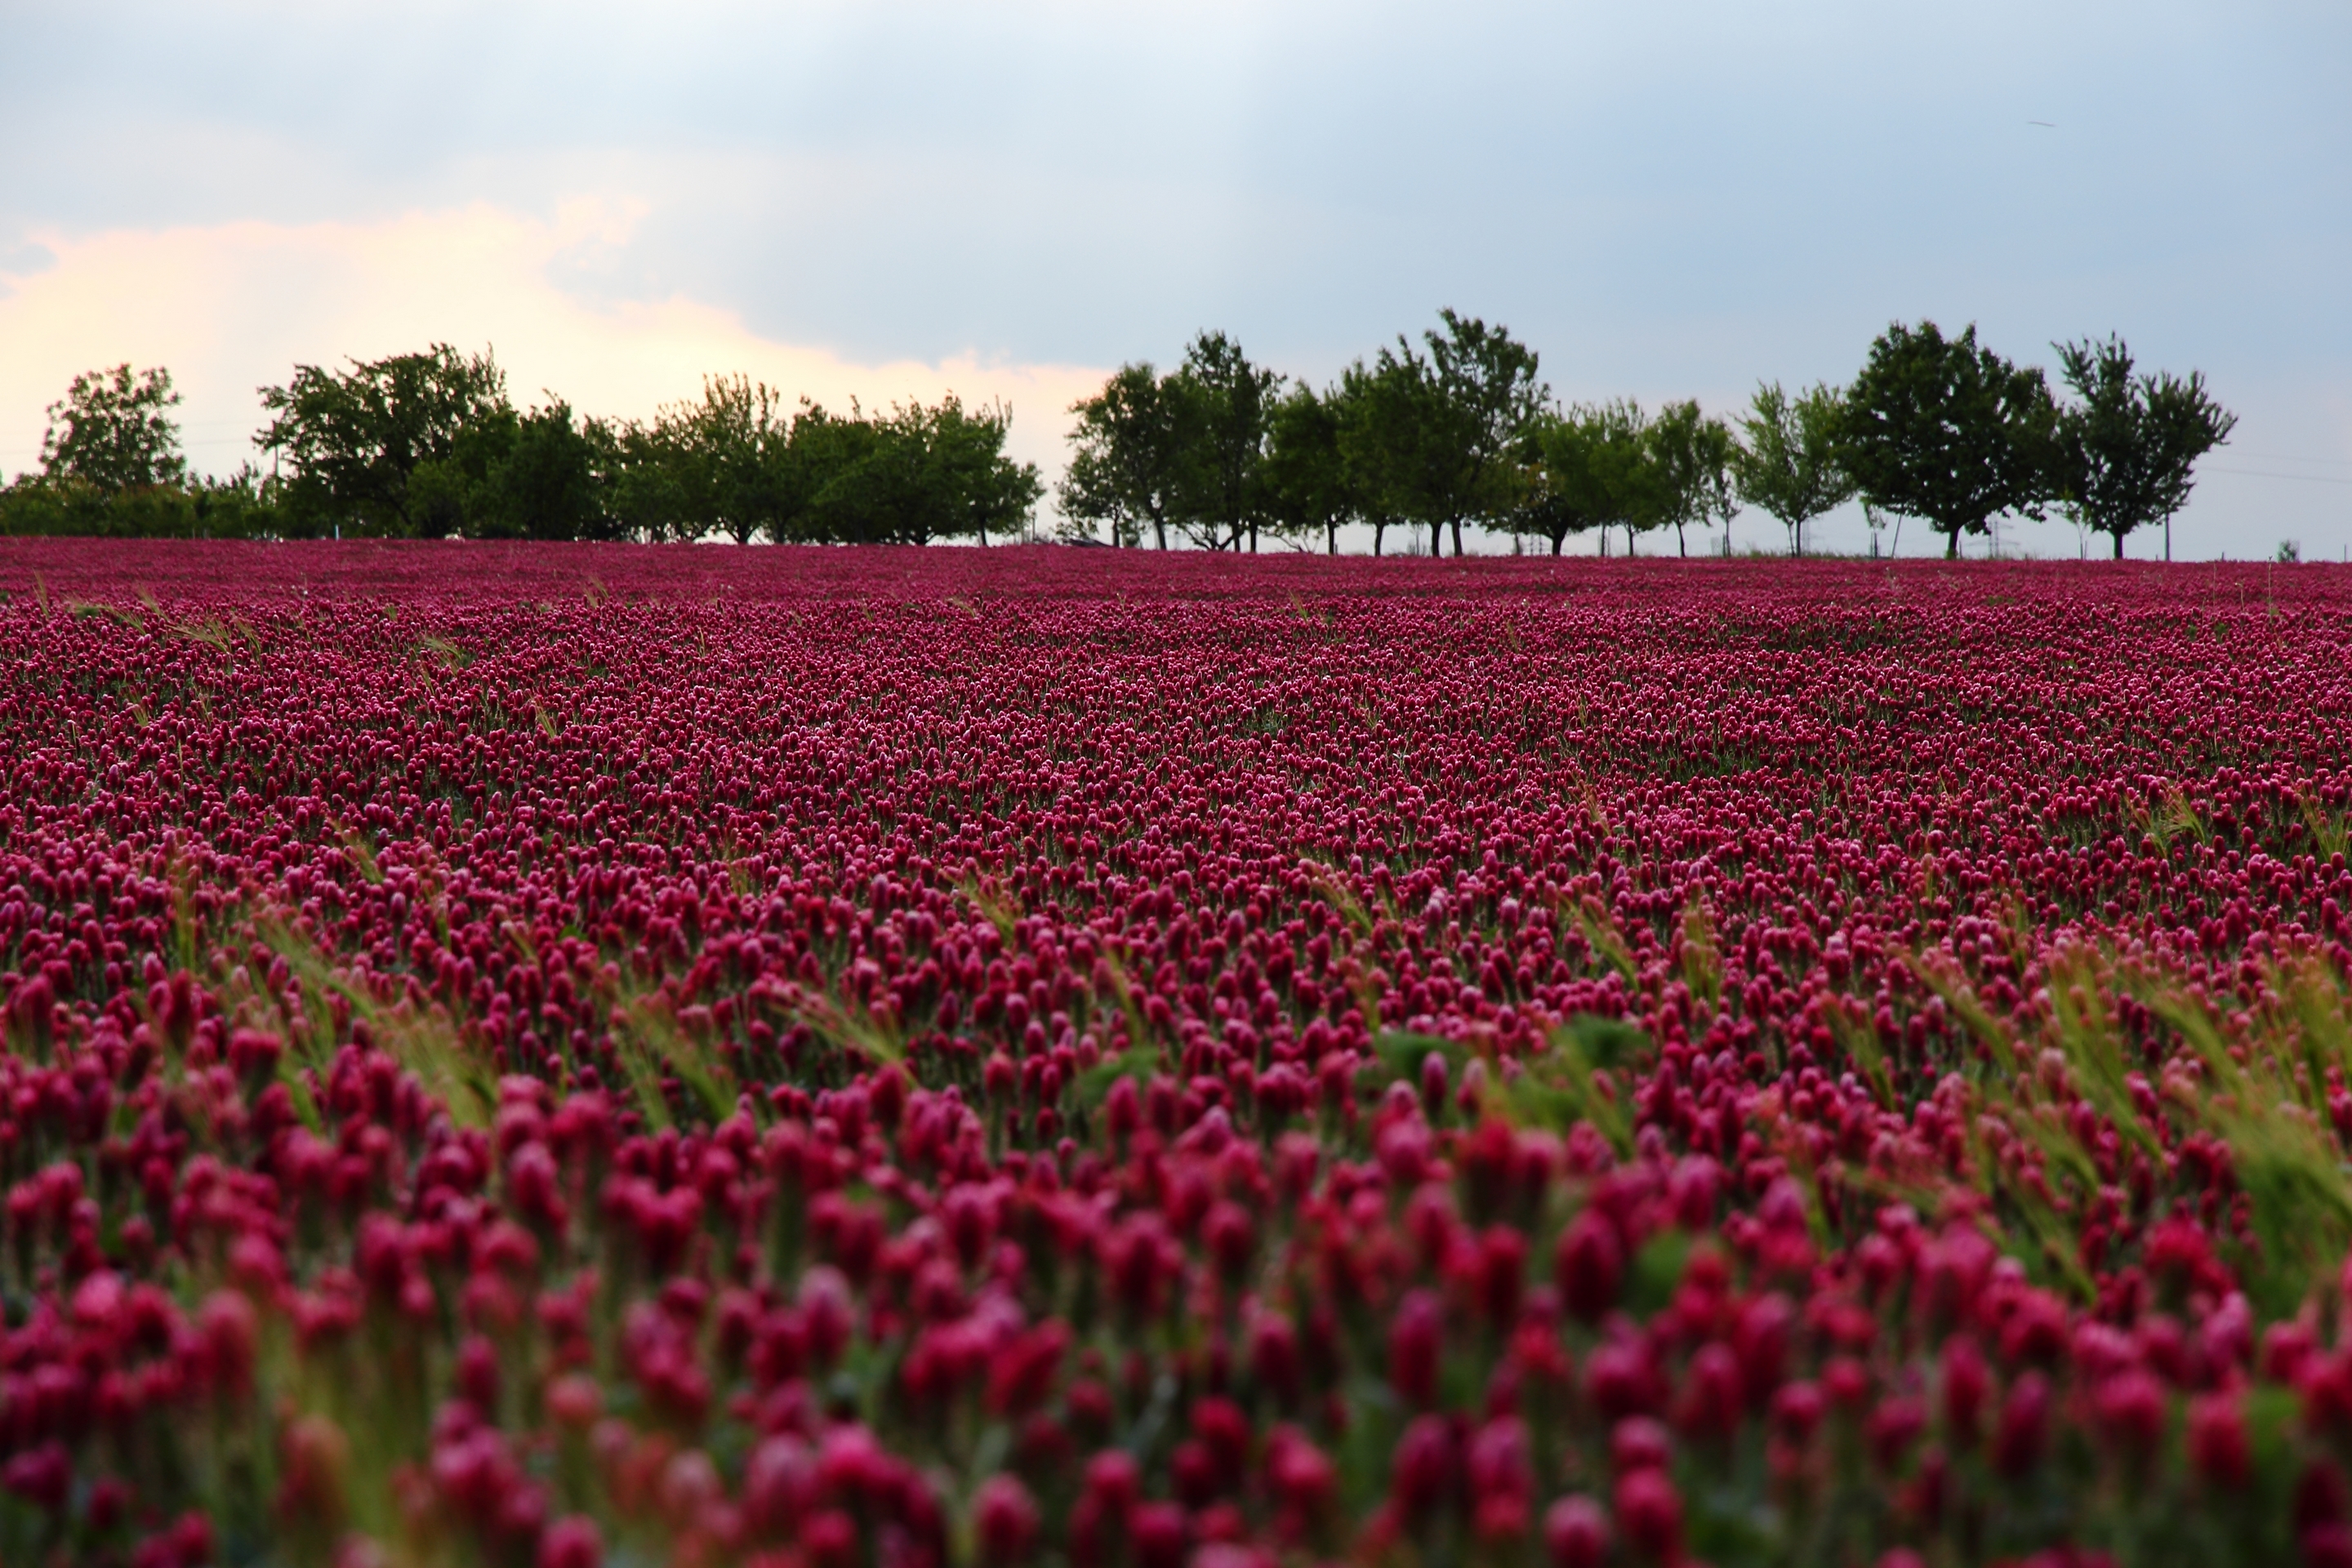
[258,343,512,537]
[1261,381,1356,554]
[1058,363,1194,549]
[37,363,187,492]
[1348,310,1548,558]
[1646,398,1740,558]
[1333,354,1430,557]
[805,395,1044,546]
[0,465,281,540]
[1841,320,2060,559]
[1167,331,1281,551]
[2051,335,2238,559]
[1732,381,1855,556]
[1535,399,1665,556]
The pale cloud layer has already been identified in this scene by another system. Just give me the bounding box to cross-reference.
[2,0,2349,558]
[0,203,1105,483]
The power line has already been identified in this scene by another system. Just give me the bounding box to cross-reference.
[2205,466,2352,486]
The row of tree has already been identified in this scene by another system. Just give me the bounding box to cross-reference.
[1,348,1044,545]
[3,317,2233,559]
[1059,316,2237,559]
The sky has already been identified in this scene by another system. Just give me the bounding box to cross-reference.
[2,0,2348,559]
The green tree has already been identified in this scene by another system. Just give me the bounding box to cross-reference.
[1646,399,1739,558]
[38,363,187,492]
[1509,411,1597,555]
[1840,321,2057,559]
[807,396,1041,546]
[400,399,604,542]
[925,397,1043,546]
[1059,363,1196,548]
[1343,347,1454,556]
[258,344,511,537]
[1424,310,1548,557]
[1537,400,1666,557]
[646,376,803,544]
[1732,381,1855,557]
[2051,336,2237,560]
[1167,332,1281,552]
[1331,361,1414,557]
[587,418,689,542]
[1263,383,1356,555]
[1352,311,1548,557]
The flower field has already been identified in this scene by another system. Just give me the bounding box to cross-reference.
[4,541,2352,1568]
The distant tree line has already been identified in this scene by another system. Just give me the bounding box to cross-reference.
[0,346,1042,545]
[1061,315,2237,560]
[3,318,2233,559]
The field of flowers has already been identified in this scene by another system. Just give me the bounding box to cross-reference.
[2,540,2350,1568]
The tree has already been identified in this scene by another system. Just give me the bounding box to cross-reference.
[588,418,689,542]
[1353,311,1548,557]
[2051,336,2236,560]
[1343,348,1448,556]
[1539,401,1665,557]
[810,396,1040,546]
[259,345,510,537]
[1059,364,1195,548]
[1321,363,1410,557]
[1168,332,1281,551]
[1840,321,2057,559]
[1262,383,1356,555]
[1646,399,1739,558]
[39,364,187,492]
[1732,381,1854,557]
[647,376,803,544]
[401,398,604,541]
[924,397,1043,546]
[1511,411,1598,555]
[1423,310,1548,557]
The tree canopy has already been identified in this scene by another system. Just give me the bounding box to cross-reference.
[1840,321,2059,559]
[2,318,2238,556]
[1733,381,1855,557]
[39,364,187,492]
[2051,336,2238,559]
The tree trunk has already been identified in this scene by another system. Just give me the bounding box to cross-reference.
[1677,521,1686,559]
[1626,525,1636,558]
[1326,520,1337,555]
[2113,531,2124,560]
[1374,521,1386,557]
[1450,518,1463,557]
[1550,532,1564,556]
[1944,529,1959,560]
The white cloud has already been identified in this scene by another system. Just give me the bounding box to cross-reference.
[0,200,1107,486]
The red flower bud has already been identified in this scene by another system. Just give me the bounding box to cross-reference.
[2092,1368,2167,1464]
[1477,1225,1528,1328]
[1389,1289,1444,1407]
[1612,1466,1683,1564]
[1555,1213,1624,1324]
[1677,1342,1743,1442]
[199,1290,259,1397]
[1389,1414,1457,1524]
[1544,1494,1609,1568]
[1993,1371,2051,1479]
[2189,1392,2252,1491]
[1940,1335,1989,1449]
[538,1516,602,1568]
[974,1473,1040,1566]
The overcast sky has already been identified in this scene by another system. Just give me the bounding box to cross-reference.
[3,0,2347,559]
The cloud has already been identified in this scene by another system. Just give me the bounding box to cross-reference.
[0,200,1108,484]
